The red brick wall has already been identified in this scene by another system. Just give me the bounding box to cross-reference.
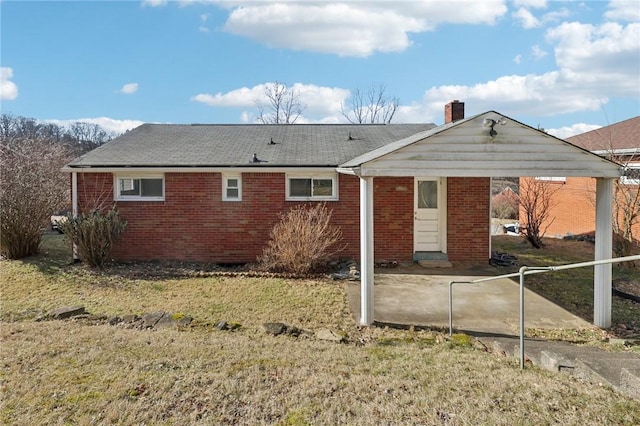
[373,177,414,261]
[447,177,491,262]
[522,176,640,240]
[519,177,596,238]
[75,173,490,263]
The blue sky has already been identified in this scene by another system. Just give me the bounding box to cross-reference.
[1,0,639,138]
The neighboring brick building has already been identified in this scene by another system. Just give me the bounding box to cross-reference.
[64,102,621,268]
[521,116,640,239]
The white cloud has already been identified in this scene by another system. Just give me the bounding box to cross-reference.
[141,0,167,7]
[547,123,602,139]
[513,7,541,29]
[188,4,638,126]
[546,21,640,96]
[513,0,547,8]
[0,67,18,100]
[46,117,144,135]
[199,13,209,32]
[531,44,547,59]
[392,70,610,125]
[192,82,350,120]
[217,1,507,57]
[605,0,640,22]
[118,82,139,94]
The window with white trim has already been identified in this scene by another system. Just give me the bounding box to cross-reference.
[286,174,338,200]
[115,175,164,201]
[223,174,242,201]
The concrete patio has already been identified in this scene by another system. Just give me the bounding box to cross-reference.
[346,264,594,335]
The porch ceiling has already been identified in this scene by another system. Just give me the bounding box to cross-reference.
[338,111,623,179]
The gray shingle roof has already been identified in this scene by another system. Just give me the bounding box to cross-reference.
[67,123,437,168]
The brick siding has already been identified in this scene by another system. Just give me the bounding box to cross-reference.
[76,173,490,263]
[447,177,491,261]
[522,176,640,240]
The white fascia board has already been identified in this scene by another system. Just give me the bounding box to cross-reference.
[357,167,622,178]
[336,167,360,176]
[591,148,640,156]
[62,166,338,174]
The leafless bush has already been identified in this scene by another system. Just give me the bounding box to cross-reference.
[59,207,127,268]
[259,204,345,274]
[492,189,519,220]
[0,137,72,259]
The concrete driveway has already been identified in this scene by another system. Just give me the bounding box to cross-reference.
[346,264,594,336]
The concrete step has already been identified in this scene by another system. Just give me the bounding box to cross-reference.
[417,259,453,268]
[479,335,640,401]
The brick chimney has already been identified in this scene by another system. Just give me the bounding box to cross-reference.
[445,100,464,124]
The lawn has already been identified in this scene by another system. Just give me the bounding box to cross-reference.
[492,235,640,339]
[1,233,639,425]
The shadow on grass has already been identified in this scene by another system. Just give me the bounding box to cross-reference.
[19,232,74,275]
[491,235,640,339]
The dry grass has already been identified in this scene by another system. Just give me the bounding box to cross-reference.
[1,234,640,424]
[493,235,640,339]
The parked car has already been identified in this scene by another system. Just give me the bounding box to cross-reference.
[51,210,69,233]
[502,222,521,236]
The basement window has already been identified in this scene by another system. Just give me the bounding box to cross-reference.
[115,175,164,201]
[286,174,338,201]
[223,174,242,201]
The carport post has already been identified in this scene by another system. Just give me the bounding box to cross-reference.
[360,176,374,325]
[594,177,613,328]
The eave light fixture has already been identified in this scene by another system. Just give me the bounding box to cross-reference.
[482,117,507,136]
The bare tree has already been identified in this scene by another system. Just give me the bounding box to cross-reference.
[255,82,306,124]
[572,124,640,258]
[68,122,112,153]
[0,113,115,155]
[612,172,640,258]
[0,137,73,258]
[519,178,562,248]
[341,84,399,124]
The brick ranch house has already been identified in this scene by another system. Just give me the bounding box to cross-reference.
[64,101,623,326]
[520,116,640,240]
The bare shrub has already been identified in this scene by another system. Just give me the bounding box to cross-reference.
[0,137,72,259]
[519,178,562,248]
[492,188,519,220]
[259,204,345,274]
[59,207,127,268]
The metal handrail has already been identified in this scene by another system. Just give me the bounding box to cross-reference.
[448,254,640,369]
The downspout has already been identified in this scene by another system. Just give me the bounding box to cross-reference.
[71,171,79,262]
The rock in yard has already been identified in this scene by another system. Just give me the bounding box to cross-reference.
[49,306,86,320]
[155,313,193,329]
[315,328,345,343]
[141,311,167,328]
[262,322,301,337]
[215,321,241,331]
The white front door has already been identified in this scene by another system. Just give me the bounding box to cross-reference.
[414,177,444,252]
